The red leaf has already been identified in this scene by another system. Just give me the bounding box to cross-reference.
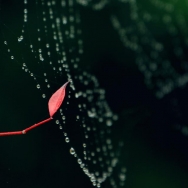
[48,81,69,117]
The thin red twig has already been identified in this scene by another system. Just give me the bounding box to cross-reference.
[0,117,52,136]
[24,117,52,133]
[0,131,24,136]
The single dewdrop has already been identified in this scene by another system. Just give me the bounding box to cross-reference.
[0,81,69,136]
[18,35,24,42]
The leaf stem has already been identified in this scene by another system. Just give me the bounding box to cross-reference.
[0,131,24,136]
[24,117,52,133]
[0,117,53,136]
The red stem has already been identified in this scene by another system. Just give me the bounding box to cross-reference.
[0,131,24,136]
[24,117,52,133]
[0,117,52,136]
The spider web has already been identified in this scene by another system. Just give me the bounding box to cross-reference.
[0,0,126,188]
[77,0,188,136]
[73,3,188,184]
[109,0,188,136]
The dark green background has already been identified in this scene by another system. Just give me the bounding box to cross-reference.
[0,1,188,188]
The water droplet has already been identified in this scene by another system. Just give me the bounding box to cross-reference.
[80,163,85,168]
[11,56,14,59]
[106,120,112,126]
[97,183,101,187]
[77,159,82,164]
[39,54,44,61]
[119,173,126,181]
[24,9,28,13]
[36,84,40,89]
[113,115,118,121]
[70,147,75,155]
[65,137,69,143]
[42,94,46,98]
[88,111,96,118]
[4,41,7,45]
[18,35,23,42]
[56,120,59,124]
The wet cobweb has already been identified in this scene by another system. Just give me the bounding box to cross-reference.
[109,0,188,136]
[78,0,188,136]
[110,0,188,99]
[0,0,126,188]
[76,0,188,176]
